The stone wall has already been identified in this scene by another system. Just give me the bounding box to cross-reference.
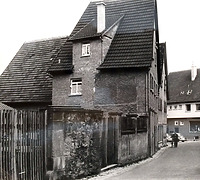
[119,133,148,164]
[46,108,152,179]
[49,108,103,179]
[94,69,148,114]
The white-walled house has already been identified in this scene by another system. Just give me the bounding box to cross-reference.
[167,66,200,139]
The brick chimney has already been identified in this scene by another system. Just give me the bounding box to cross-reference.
[191,64,197,81]
[96,2,106,33]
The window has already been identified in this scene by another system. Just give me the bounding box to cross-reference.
[121,115,147,134]
[82,43,90,56]
[70,79,82,95]
[186,104,191,112]
[174,121,179,126]
[121,115,136,134]
[196,104,200,111]
[158,98,162,111]
[150,74,154,93]
[179,105,182,110]
[169,106,172,111]
[180,121,184,126]
[137,116,147,133]
[174,105,177,110]
[164,101,167,113]
[190,121,200,132]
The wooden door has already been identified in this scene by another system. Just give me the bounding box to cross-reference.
[107,117,116,165]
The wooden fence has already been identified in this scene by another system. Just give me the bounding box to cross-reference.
[0,109,47,180]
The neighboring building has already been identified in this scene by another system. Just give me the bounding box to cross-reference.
[0,102,14,110]
[167,66,200,139]
[157,43,168,146]
[0,37,68,110]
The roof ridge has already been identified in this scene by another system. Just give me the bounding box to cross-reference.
[103,14,124,36]
[24,35,69,44]
[169,68,200,74]
[69,19,95,40]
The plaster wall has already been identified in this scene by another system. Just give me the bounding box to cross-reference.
[167,102,200,118]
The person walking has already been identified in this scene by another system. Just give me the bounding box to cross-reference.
[171,132,179,148]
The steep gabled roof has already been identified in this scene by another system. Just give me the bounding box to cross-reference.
[168,69,200,104]
[159,43,168,80]
[69,14,124,41]
[0,37,68,103]
[70,0,156,69]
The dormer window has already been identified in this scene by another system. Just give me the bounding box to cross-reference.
[82,43,90,56]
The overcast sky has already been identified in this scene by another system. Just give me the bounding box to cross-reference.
[0,0,200,75]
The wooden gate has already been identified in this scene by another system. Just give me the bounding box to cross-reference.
[0,109,47,180]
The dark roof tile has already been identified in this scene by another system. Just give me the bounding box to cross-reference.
[48,39,73,73]
[69,0,155,69]
[69,14,124,41]
[168,69,200,103]
[0,37,67,103]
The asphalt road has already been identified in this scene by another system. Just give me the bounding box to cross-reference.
[91,141,200,180]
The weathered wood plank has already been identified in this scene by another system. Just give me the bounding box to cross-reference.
[0,109,46,180]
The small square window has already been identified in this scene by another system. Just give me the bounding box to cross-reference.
[196,104,200,111]
[190,121,200,132]
[186,104,191,111]
[121,116,136,134]
[82,43,90,56]
[174,121,179,126]
[180,121,184,126]
[70,79,82,95]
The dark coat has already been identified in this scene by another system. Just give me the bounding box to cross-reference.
[171,133,179,142]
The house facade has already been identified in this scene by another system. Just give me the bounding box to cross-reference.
[0,0,168,179]
[157,43,168,146]
[167,67,200,139]
[48,0,167,173]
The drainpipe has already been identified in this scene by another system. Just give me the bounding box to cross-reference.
[147,72,151,157]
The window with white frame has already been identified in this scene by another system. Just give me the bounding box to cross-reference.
[174,121,179,126]
[70,79,82,95]
[82,43,90,56]
[180,121,184,126]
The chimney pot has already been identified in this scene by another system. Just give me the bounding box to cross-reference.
[191,64,197,81]
[96,2,106,33]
